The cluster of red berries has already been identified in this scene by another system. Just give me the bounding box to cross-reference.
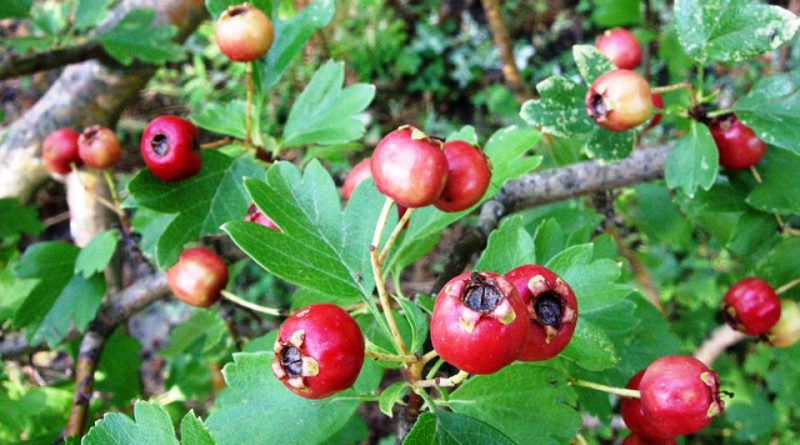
[41,125,121,174]
[431,266,578,374]
[622,356,724,443]
[590,28,767,170]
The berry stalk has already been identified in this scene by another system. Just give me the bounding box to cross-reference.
[220,289,284,316]
[245,61,254,146]
[378,207,415,264]
[569,378,641,398]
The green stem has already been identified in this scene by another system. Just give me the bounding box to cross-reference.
[706,108,734,119]
[365,350,418,363]
[378,207,415,264]
[413,370,469,388]
[568,378,640,398]
[220,290,284,316]
[425,358,445,380]
[777,277,800,295]
[245,61,254,146]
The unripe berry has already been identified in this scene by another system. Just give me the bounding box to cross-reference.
[371,126,449,208]
[167,247,229,308]
[215,4,275,62]
[721,277,781,336]
[595,28,642,70]
[586,69,653,132]
[709,115,766,170]
[768,299,800,348]
[140,116,201,181]
[431,272,528,374]
[41,128,81,174]
[504,265,578,361]
[272,304,365,399]
[434,141,491,212]
[78,125,122,169]
[245,203,279,231]
[639,356,724,437]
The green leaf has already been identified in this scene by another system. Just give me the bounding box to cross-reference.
[205,0,273,19]
[75,230,119,278]
[256,0,335,91]
[161,309,229,358]
[475,216,535,274]
[545,244,594,277]
[96,329,142,407]
[397,298,429,354]
[447,126,479,145]
[631,184,693,249]
[223,161,390,336]
[757,238,800,295]
[591,0,642,27]
[746,149,800,214]
[75,0,113,31]
[379,383,406,417]
[14,242,105,346]
[180,411,216,445]
[573,45,615,84]
[520,76,594,138]
[533,219,566,265]
[0,0,31,19]
[0,251,36,320]
[734,72,800,155]
[584,127,636,160]
[404,411,518,445]
[128,151,264,268]
[97,8,184,65]
[130,207,176,265]
[560,320,619,371]
[206,352,364,445]
[283,60,374,148]
[0,198,43,240]
[0,385,71,443]
[665,122,719,197]
[191,101,246,141]
[674,0,800,63]
[448,363,581,445]
[83,401,179,445]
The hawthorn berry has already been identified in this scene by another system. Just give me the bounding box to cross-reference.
[621,371,677,442]
[370,126,449,208]
[41,128,81,174]
[245,203,279,231]
[167,247,229,308]
[709,115,766,170]
[430,272,528,374]
[768,299,800,348]
[215,4,275,62]
[434,140,491,212]
[622,434,676,445]
[504,265,578,361]
[646,93,664,130]
[595,28,642,70]
[140,116,202,182]
[78,125,121,169]
[272,304,365,399]
[342,158,372,201]
[639,355,724,437]
[721,277,781,336]
[586,69,653,132]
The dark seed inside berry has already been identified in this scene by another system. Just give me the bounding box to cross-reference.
[280,346,303,376]
[535,292,563,328]
[589,93,607,118]
[151,134,170,156]
[463,273,502,313]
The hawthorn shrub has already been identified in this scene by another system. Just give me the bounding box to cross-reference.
[1,1,800,445]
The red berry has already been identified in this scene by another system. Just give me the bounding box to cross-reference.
[504,265,578,361]
[622,434,676,445]
[621,371,677,442]
[245,203,279,231]
[586,69,653,132]
[370,126,449,208]
[272,304,365,399]
[721,277,781,335]
[78,125,121,169]
[215,4,274,62]
[167,247,229,308]
[140,116,201,182]
[646,93,664,130]
[342,158,372,201]
[430,272,528,374]
[709,115,766,170]
[768,299,800,348]
[595,28,642,70]
[434,141,491,212]
[41,128,81,174]
[639,356,724,437]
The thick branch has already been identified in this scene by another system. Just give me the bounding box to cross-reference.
[432,145,671,292]
[480,0,530,101]
[0,42,108,81]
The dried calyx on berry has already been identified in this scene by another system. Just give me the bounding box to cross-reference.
[272,330,320,391]
[430,272,528,374]
[504,265,578,361]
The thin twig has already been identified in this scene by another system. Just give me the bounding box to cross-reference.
[777,277,800,295]
[568,378,641,399]
[413,370,469,388]
[379,207,415,264]
[694,324,747,366]
[220,290,284,316]
[480,0,530,102]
